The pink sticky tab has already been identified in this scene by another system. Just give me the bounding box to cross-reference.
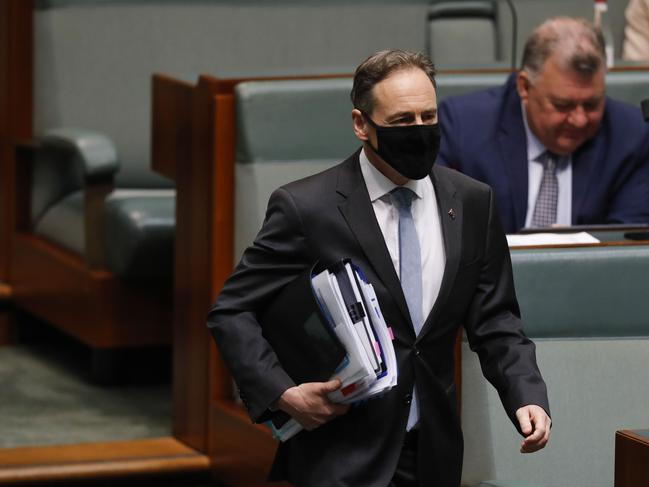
[374,342,381,356]
[388,327,395,340]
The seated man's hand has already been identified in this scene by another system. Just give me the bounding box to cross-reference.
[277,379,350,430]
[516,404,551,453]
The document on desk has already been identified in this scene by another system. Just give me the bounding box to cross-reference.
[268,259,398,442]
[506,231,600,247]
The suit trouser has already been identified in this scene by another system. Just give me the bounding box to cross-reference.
[389,429,418,487]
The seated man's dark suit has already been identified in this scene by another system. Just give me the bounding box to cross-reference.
[438,73,649,234]
[207,150,549,487]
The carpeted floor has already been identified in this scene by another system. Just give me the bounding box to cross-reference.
[0,342,171,448]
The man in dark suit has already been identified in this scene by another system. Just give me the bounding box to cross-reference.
[438,17,649,234]
[207,50,550,487]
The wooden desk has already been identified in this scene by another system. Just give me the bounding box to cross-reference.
[615,429,649,487]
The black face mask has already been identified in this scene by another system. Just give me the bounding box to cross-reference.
[362,112,441,180]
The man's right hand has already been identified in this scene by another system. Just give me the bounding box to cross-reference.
[276,379,350,430]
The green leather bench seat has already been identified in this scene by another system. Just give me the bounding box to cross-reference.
[427,1,499,67]
[34,189,175,279]
[605,71,649,106]
[102,190,175,279]
[29,128,175,280]
[34,190,85,255]
[462,244,649,487]
[511,246,649,338]
[234,79,357,261]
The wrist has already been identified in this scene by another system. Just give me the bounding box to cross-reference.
[276,386,298,413]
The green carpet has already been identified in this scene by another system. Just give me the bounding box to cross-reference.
[0,344,171,448]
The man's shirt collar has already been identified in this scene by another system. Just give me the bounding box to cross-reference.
[359,148,425,202]
[521,103,548,163]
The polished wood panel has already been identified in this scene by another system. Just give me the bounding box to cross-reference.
[151,75,194,181]
[170,77,218,454]
[84,181,114,270]
[0,437,209,484]
[0,0,32,281]
[12,233,172,348]
[0,282,11,301]
[615,429,649,487]
[152,73,299,484]
[210,401,290,487]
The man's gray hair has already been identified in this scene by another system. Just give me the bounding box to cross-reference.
[351,49,436,115]
[521,17,606,80]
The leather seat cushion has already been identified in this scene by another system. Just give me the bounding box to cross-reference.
[33,189,85,255]
[32,189,175,279]
[103,189,175,279]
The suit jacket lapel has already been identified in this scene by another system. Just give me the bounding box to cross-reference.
[336,153,414,334]
[498,74,529,230]
[417,168,462,340]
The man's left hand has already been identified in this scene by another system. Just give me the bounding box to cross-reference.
[515,405,551,453]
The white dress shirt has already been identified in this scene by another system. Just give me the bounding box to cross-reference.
[359,149,446,325]
[522,106,573,228]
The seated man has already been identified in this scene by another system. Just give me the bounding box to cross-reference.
[438,17,649,234]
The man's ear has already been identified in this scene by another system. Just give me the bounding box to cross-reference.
[516,71,531,103]
[352,109,370,142]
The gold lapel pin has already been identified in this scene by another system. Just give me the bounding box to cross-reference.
[448,208,456,220]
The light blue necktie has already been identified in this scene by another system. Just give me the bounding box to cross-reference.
[391,187,423,431]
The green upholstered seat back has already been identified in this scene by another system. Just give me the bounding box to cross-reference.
[511,245,649,337]
[605,71,649,107]
[235,78,358,164]
[427,1,500,68]
[234,79,356,261]
[462,243,649,487]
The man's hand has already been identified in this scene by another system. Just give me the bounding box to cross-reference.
[277,379,350,430]
[515,404,551,453]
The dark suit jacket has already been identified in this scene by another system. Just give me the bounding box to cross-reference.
[438,73,649,234]
[207,151,549,487]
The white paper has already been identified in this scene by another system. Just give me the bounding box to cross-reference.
[271,264,398,441]
[311,271,374,388]
[506,231,600,247]
[343,263,382,373]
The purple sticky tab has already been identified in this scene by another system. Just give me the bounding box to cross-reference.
[388,327,395,340]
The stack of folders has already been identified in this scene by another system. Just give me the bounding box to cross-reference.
[260,259,397,442]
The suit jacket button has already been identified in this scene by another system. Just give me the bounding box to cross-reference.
[404,393,412,405]
[413,347,420,356]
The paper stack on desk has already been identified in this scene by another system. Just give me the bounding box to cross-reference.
[261,259,397,442]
